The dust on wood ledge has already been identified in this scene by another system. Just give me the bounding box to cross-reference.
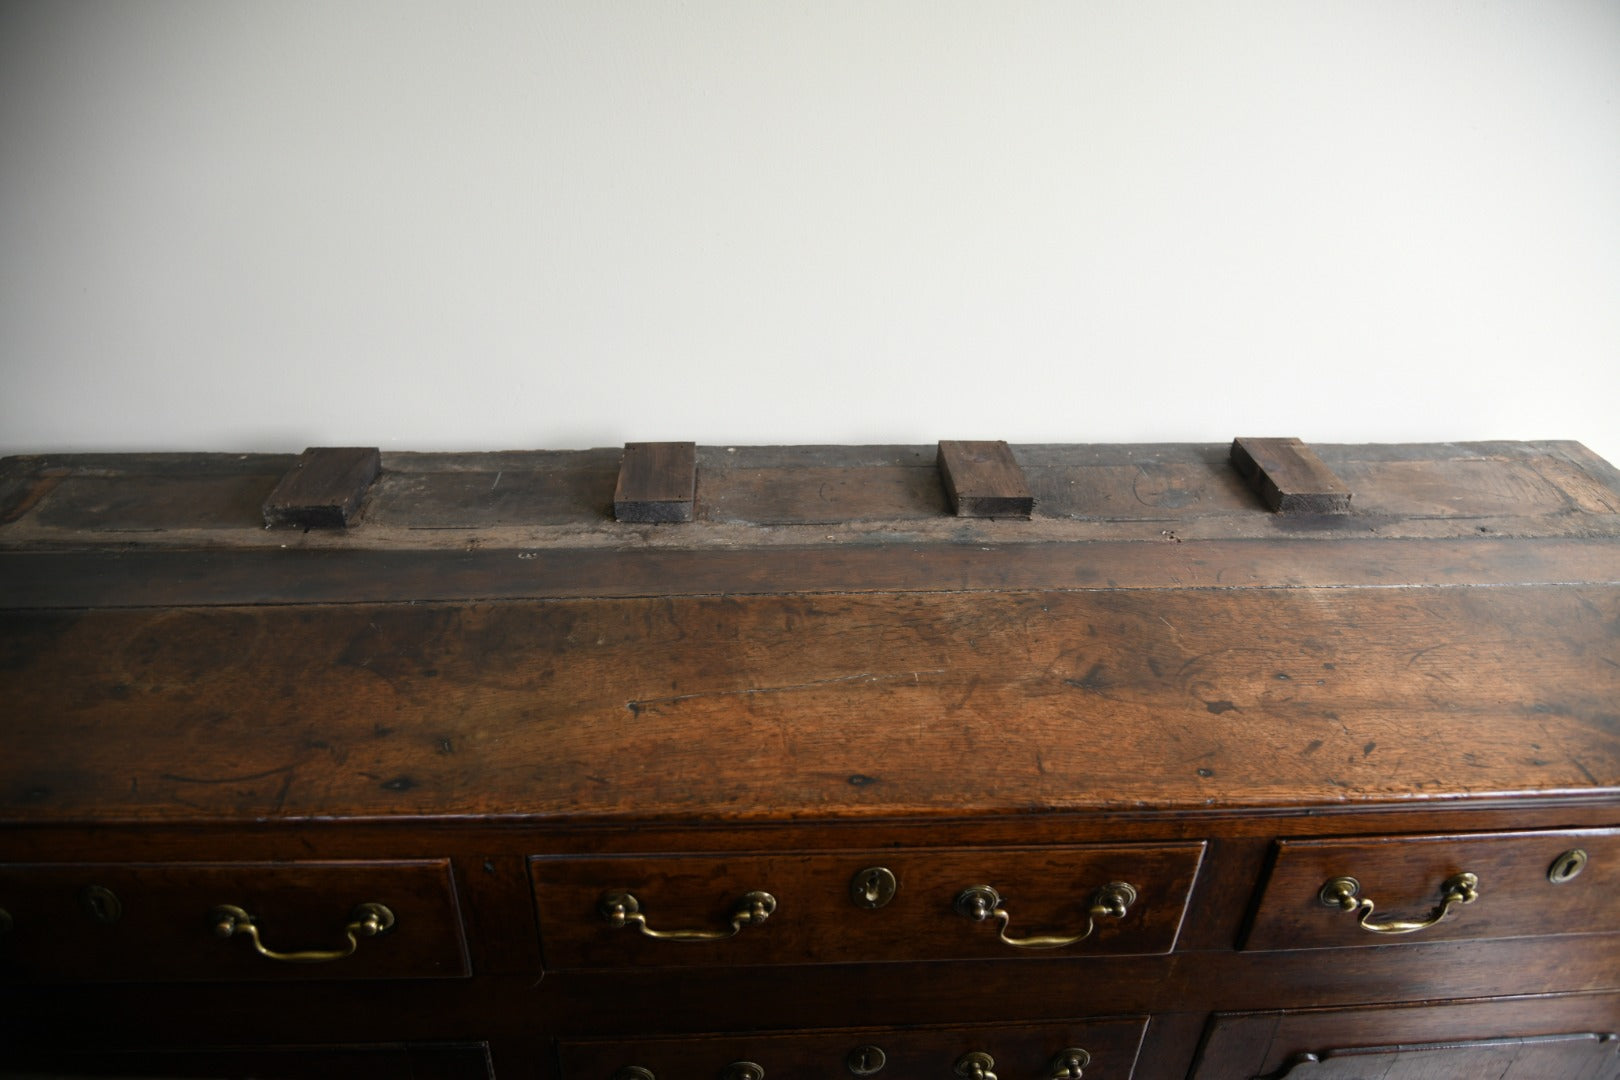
[2,440,1618,554]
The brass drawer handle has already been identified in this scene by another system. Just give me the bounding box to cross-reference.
[210,901,395,963]
[954,882,1137,950]
[1319,872,1479,934]
[600,890,776,941]
[954,1051,997,1080]
[1049,1048,1091,1079]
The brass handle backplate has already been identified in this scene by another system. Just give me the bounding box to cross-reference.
[1319,872,1479,935]
[954,882,1137,950]
[611,1069,655,1080]
[720,1063,765,1080]
[1049,1048,1091,1079]
[211,901,395,963]
[600,890,776,941]
[954,1051,998,1080]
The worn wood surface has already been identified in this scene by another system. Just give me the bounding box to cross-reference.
[261,446,381,527]
[2,583,1616,824]
[612,442,696,523]
[1231,438,1353,514]
[5,442,1618,548]
[3,441,1619,1079]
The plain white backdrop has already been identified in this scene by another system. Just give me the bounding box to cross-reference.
[2,2,1617,464]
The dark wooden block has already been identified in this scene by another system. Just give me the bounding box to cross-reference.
[261,446,381,528]
[1231,436,1352,514]
[614,442,696,523]
[937,440,1034,518]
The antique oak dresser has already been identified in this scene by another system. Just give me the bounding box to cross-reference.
[2,439,1619,1080]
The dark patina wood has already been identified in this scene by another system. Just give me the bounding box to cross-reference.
[936,439,1034,517]
[613,441,697,523]
[261,446,381,527]
[1230,437,1352,513]
[1,440,1618,1079]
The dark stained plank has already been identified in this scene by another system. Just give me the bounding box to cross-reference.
[2,583,1616,824]
[261,447,381,528]
[1231,437,1353,514]
[3,536,1619,610]
[364,449,619,528]
[613,442,696,523]
[937,440,1034,518]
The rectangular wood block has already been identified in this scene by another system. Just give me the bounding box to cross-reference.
[261,446,381,527]
[937,440,1034,518]
[1231,437,1352,514]
[614,442,697,523]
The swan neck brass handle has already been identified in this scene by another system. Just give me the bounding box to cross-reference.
[954,882,1137,950]
[210,901,394,963]
[1319,872,1479,934]
[954,1051,998,1080]
[600,890,776,941]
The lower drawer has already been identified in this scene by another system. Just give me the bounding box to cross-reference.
[0,859,469,981]
[560,1017,1147,1080]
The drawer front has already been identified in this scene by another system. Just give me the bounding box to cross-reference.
[0,1043,493,1080]
[559,1017,1147,1080]
[0,860,469,981]
[1245,828,1620,951]
[532,843,1204,970]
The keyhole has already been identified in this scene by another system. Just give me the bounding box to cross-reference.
[1549,849,1588,884]
[846,1045,886,1076]
[78,885,122,925]
[848,867,896,909]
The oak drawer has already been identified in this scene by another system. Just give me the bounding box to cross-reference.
[0,860,469,981]
[531,843,1204,970]
[559,1016,1148,1080]
[1245,828,1620,951]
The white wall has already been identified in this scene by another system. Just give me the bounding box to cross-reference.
[3,2,1617,465]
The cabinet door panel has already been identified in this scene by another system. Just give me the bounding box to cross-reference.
[1193,992,1620,1080]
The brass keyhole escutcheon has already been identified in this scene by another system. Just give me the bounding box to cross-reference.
[850,867,897,909]
[1549,849,1588,884]
[78,885,122,925]
[847,1044,887,1075]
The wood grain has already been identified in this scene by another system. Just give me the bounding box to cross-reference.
[2,584,1616,824]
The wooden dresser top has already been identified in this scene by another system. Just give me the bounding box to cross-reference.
[2,441,1618,826]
